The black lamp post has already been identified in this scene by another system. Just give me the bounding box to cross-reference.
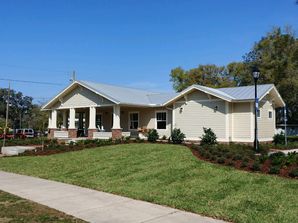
[252,68,260,152]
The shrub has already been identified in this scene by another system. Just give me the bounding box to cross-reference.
[204,152,211,159]
[259,154,269,164]
[147,129,159,143]
[161,135,167,140]
[232,154,242,161]
[269,166,281,174]
[252,162,261,171]
[269,152,286,166]
[200,128,217,146]
[171,128,185,144]
[273,132,285,145]
[241,161,248,168]
[289,168,298,178]
[217,157,225,164]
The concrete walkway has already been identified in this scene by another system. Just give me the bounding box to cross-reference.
[0,171,226,223]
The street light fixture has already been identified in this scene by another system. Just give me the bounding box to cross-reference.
[252,67,260,152]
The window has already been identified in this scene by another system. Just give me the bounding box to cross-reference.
[156,112,167,129]
[269,111,273,119]
[129,112,139,130]
[257,109,261,118]
[96,114,102,129]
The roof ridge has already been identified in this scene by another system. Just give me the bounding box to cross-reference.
[79,80,157,94]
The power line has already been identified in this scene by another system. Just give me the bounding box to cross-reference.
[0,78,64,86]
[0,63,70,75]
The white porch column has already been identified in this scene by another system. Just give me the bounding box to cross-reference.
[48,111,52,129]
[51,110,57,129]
[89,107,96,129]
[62,110,67,129]
[69,108,76,129]
[112,105,121,129]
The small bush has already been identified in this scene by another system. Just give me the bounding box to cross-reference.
[161,135,167,140]
[269,166,281,174]
[289,168,298,178]
[200,128,217,146]
[217,157,225,164]
[273,132,285,145]
[147,129,159,143]
[171,128,185,144]
[241,161,248,168]
[232,154,242,161]
[252,162,261,171]
[269,152,286,166]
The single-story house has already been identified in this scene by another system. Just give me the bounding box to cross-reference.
[42,80,285,143]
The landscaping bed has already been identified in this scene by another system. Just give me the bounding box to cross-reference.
[190,143,298,179]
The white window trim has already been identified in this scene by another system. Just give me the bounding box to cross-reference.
[128,111,139,130]
[155,110,168,130]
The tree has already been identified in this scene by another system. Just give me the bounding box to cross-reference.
[0,87,48,130]
[170,64,236,92]
[239,27,298,123]
[170,27,298,123]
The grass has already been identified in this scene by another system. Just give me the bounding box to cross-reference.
[0,143,297,223]
[0,190,85,223]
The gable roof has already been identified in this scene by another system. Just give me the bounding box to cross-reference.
[163,84,285,107]
[42,80,285,110]
[218,84,274,100]
[42,80,178,109]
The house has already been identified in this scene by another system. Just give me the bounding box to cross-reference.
[42,80,285,143]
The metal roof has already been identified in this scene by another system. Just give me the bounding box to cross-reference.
[79,80,177,106]
[218,84,274,101]
[42,80,284,109]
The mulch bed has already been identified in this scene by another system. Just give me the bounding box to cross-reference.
[190,147,297,179]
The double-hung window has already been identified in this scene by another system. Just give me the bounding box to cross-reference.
[156,111,167,129]
[129,112,139,130]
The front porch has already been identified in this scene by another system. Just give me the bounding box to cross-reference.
[48,105,147,140]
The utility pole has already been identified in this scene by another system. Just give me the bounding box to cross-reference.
[284,105,287,145]
[70,70,76,82]
[3,82,10,148]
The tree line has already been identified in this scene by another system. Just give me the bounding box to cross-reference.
[0,88,47,131]
[170,27,298,124]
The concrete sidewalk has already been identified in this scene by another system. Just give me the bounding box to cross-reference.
[0,171,226,223]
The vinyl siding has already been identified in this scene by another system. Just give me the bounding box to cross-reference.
[174,99,226,140]
[232,103,251,139]
[53,86,113,109]
[258,99,275,139]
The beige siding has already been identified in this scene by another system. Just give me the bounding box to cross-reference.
[174,99,227,140]
[232,102,251,140]
[54,86,113,109]
[258,99,275,139]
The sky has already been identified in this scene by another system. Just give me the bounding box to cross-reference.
[0,0,297,104]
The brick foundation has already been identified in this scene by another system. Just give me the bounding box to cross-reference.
[68,129,78,138]
[112,129,122,139]
[48,128,58,139]
[88,129,98,139]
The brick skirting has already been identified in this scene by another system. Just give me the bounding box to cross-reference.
[112,129,122,139]
[88,129,98,139]
[68,129,78,138]
[48,128,58,139]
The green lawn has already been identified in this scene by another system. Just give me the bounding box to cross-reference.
[0,190,85,223]
[0,144,297,223]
